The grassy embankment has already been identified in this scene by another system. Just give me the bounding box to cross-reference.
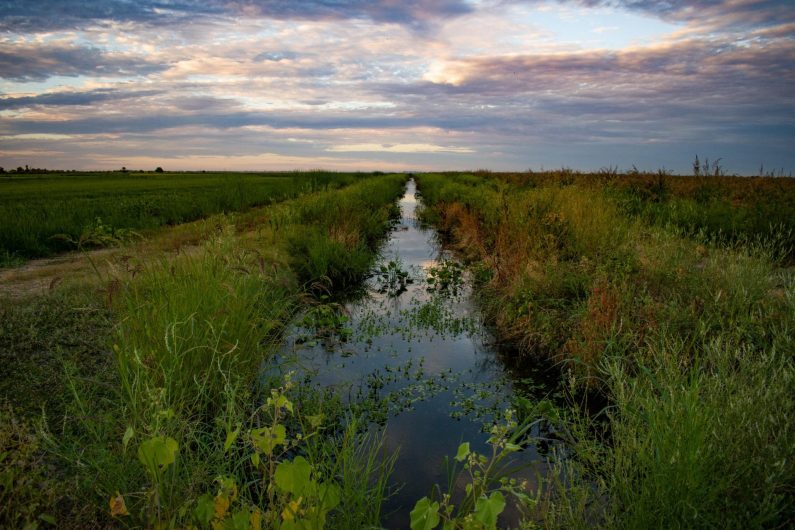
[1,173,406,529]
[0,171,372,265]
[415,171,795,528]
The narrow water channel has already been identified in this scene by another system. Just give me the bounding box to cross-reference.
[279,179,550,527]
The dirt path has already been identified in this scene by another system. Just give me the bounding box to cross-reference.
[0,217,220,300]
[0,247,145,299]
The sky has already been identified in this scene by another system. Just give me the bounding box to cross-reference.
[0,0,793,174]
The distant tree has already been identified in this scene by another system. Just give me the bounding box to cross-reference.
[121,166,127,172]
[0,167,5,173]
[155,166,164,173]
[16,167,23,173]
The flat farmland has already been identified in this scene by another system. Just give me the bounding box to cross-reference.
[0,171,368,262]
[1,171,794,529]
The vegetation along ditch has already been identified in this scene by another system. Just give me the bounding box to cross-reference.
[1,170,794,529]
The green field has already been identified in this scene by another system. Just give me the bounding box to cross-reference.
[0,171,372,262]
[1,171,794,529]
[1,173,407,529]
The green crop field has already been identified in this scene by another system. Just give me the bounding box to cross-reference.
[0,171,371,262]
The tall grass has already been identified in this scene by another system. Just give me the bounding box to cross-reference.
[416,172,795,528]
[1,174,407,528]
[115,233,296,422]
[98,175,406,525]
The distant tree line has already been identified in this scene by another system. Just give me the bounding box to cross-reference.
[0,165,77,174]
[0,166,168,174]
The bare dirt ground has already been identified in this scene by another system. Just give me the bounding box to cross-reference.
[0,245,171,300]
[0,248,122,299]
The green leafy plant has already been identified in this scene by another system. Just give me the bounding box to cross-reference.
[410,410,540,530]
[426,260,464,295]
[373,259,414,297]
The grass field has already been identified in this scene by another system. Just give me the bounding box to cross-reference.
[1,173,406,529]
[0,171,372,263]
[415,171,795,528]
[1,170,793,529]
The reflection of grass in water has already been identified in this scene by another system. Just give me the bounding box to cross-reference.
[296,297,354,344]
[355,290,478,343]
[403,296,478,337]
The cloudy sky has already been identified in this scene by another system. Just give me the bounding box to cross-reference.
[1,0,793,173]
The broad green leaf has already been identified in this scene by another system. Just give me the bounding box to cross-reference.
[306,414,324,429]
[409,497,440,530]
[137,436,178,476]
[193,493,214,527]
[454,442,470,462]
[251,452,261,467]
[227,507,250,530]
[216,476,239,500]
[268,394,294,414]
[274,456,312,495]
[224,424,241,452]
[318,482,341,511]
[473,491,506,528]
[250,424,286,455]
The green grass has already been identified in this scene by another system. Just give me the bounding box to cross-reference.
[1,174,407,529]
[415,171,795,528]
[4,168,793,528]
[0,170,374,260]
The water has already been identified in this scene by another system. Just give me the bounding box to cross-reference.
[278,179,551,527]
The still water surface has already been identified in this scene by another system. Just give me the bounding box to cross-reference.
[278,179,549,527]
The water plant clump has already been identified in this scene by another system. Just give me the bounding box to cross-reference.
[373,259,415,297]
[426,259,466,295]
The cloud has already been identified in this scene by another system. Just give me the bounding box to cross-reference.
[0,110,430,136]
[0,0,472,32]
[253,50,301,62]
[569,0,795,30]
[0,42,167,81]
[326,143,474,153]
[0,88,162,109]
[0,1,221,32]
[1,0,793,173]
[232,0,472,28]
[391,37,795,104]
